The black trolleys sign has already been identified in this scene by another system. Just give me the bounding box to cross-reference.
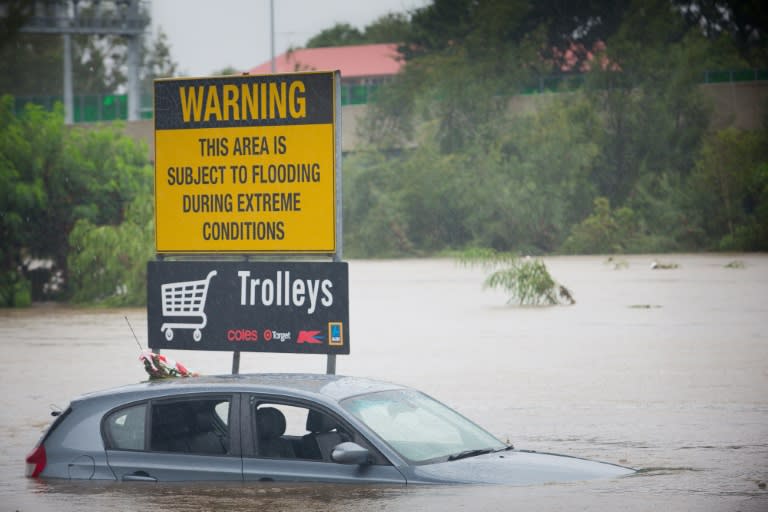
[147,261,349,354]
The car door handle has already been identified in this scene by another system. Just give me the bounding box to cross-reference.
[122,471,157,482]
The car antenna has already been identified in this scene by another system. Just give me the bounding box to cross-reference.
[125,315,144,351]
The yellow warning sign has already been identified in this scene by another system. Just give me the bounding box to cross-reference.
[154,72,337,253]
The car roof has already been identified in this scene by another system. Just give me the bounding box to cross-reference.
[74,373,407,406]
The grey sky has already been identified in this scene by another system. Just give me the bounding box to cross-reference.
[150,0,430,77]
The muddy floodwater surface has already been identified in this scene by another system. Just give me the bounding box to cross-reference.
[1,255,767,511]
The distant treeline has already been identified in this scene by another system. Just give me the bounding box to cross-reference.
[341,0,768,257]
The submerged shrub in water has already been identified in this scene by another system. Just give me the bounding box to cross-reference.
[458,251,574,306]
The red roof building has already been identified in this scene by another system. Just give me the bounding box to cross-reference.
[247,43,404,85]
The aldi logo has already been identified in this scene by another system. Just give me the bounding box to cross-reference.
[328,322,343,346]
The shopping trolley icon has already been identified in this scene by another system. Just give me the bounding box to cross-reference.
[160,270,217,342]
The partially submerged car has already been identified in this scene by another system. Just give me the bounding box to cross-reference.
[26,373,634,484]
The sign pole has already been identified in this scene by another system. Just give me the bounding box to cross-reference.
[232,254,250,375]
[327,71,342,376]
[232,350,241,375]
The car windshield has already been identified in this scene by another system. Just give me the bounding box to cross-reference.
[341,389,506,464]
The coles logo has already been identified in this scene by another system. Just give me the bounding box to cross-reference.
[227,329,258,342]
[227,329,291,343]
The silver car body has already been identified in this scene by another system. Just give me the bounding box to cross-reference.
[27,373,634,484]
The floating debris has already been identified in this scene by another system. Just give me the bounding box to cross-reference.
[650,260,679,270]
[629,304,662,309]
[724,260,745,269]
[605,256,629,270]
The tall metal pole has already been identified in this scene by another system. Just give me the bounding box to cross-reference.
[231,350,241,375]
[270,0,276,72]
[326,71,343,376]
[126,0,141,121]
[127,35,141,121]
[63,33,74,125]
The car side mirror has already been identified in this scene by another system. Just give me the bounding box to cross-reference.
[331,441,370,465]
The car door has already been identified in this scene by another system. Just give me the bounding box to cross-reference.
[103,393,242,482]
[241,395,406,484]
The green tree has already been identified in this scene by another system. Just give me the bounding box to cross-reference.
[375,0,537,153]
[0,30,128,96]
[343,150,414,257]
[481,95,599,252]
[67,188,153,305]
[40,120,151,279]
[687,127,768,249]
[347,91,601,256]
[0,95,152,305]
[561,197,638,254]
[210,66,240,76]
[0,33,63,96]
[674,0,768,66]
[582,1,717,201]
[306,23,364,48]
[0,0,33,48]
[568,0,747,251]
[141,29,178,87]
[360,13,412,44]
[366,0,643,155]
[0,97,63,305]
[306,13,412,48]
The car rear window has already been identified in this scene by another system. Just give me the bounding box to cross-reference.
[150,397,231,455]
[105,403,146,450]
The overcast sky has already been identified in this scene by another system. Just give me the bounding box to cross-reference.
[149,0,431,77]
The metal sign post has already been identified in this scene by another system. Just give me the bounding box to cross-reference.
[327,71,343,375]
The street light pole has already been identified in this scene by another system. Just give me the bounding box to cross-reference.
[270,0,276,73]
[62,33,74,124]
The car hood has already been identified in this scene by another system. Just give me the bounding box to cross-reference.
[409,450,635,485]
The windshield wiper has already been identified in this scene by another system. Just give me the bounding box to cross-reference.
[447,448,494,461]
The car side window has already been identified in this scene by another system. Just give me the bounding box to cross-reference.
[150,397,232,455]
[252,402,352,462]
[105,403,146,451]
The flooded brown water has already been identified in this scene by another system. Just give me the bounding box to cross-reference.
[1,254,767,511]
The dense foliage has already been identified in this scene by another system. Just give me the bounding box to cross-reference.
[0,96,151,306]
[343,0,768,257]
[67,189,154,305]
